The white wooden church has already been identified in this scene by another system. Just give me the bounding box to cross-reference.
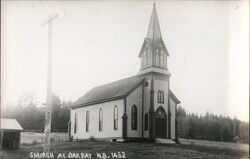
[69,4,180,142]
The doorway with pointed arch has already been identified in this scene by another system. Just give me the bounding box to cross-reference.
[155,106,167,138]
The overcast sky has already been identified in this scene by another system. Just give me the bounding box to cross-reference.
[1,1,249,121]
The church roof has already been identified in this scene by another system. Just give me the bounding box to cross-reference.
[169,89,181,104]
[70,76,145,109]
[147,3,162,43]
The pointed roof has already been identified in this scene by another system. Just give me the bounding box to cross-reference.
[147,3,162,43]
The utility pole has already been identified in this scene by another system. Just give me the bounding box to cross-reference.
[42,14,57,153]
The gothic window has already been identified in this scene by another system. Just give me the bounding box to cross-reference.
[161,91,164,103]
[114,105,118,130]
[160,50,164,67]
[141,56,144,68]
[155,50,158,66]
[159,51,162,66]
[156,49,160,66]
[99,108,103,131]
[157,90,161,103]
[147,49,151,66]
[131,105,137,130]
[86,111,89,132]
[145,47,149,67]
[144,81,149,87]
[149,51,151,66]
[155,106,166,118]
[143,52,147,67]
[165,54,167,68]
[144,113,149,130]
[74,113,78,133]
[158,49,161,66]
[163,53,166,68]
[157,90,164,103]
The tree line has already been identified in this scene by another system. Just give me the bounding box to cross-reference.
[177,105,249,143]
[2,93,249,144]
[2,93,70,132]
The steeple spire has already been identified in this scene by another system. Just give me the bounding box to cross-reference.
[147,3,162,43]
[138,2,170,76]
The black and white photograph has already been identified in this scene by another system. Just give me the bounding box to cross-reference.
[1,0,249,158]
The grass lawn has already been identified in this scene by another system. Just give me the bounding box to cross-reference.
[1,139,249,159]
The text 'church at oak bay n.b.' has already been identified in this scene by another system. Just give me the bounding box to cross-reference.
[69,3,181,142]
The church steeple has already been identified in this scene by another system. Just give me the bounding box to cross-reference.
[147,3,162,44]
[138,3,170,76]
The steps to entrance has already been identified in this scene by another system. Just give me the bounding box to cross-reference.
[155,138,177,144]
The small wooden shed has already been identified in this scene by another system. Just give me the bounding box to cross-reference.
[0,118,24,150]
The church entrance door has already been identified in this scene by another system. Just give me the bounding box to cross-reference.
[155,106,167,138]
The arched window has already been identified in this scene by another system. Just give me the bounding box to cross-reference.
[144,113,149,130]
[160,50,164,67]
[163,53,166,68]
[146,48,151,66]
[141,56,144,68]
[74,113,78,133]
[99,108,103,131]
[161,91,164,103]
[157,90,161,103]
[156,106,166,118]
[157,90,164,103]
[131,105,137,130]
[143,52,147,67]
[145,49,148,66]
[114,106,118,130]
[148,49,151,65]
[158,49,161,66]
[159,52,162,66]
[155,49,160,66]
[155,49,159,66]
[86,111,89,132]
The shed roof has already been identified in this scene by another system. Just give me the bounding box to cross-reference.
[71,76,145,109]
[0,118,24,131]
